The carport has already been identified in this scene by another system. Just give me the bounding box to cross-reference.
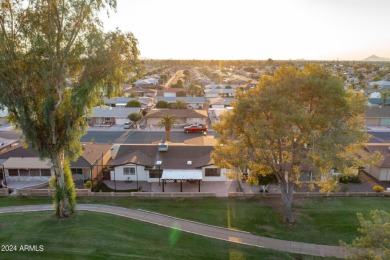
[161,170,202,192]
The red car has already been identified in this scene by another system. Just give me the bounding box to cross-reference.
[184,124,208,133]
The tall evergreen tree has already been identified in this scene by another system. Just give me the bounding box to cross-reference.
[0,0,140,217]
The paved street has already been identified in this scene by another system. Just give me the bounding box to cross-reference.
[80,131,124,143]
[81,130,217,144]
[2,122,390,144]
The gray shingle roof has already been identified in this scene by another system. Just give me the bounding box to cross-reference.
[145,109,208,119]
[90,107,141,118]
[0,143,112,168]
[111,144,214,169]
[156,97,206,103]
[366,106,390,118]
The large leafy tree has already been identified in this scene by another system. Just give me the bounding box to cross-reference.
[0,0,140,217]
[212,64,370,223]
[128,112,142,126]
[188,84,203,97]
[157,114,178,142]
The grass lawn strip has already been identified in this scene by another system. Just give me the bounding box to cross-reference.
[0,196,389,245]
[0,211,332,259]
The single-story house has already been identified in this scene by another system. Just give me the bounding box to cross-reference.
[0,138,19,154]
[132,77,159,87]
[204,84,239,90]
[208,107,233,123]
[0,143,113,184]
[157,88,188,98]
[368,80,390,90]
[86,106,141,126]
[360,144,390,181]
[365,106,390,126]
[109,143,228,191]
[204,88,236,98]
[144,109,208,126]
[123,87,157,98]
[103,97,154,109]
[209,97,235,108]
[367,92,390,106]
[71,143,113,182]
[155,97,207,109]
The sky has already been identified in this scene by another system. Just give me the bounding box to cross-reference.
[100,0,390,60]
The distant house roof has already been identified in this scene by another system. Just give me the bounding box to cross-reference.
[124,87,158,94]
[366,106,390,118]
[369,81,390,86]
[209,97,235,106]
[89,106,141,118]
[0,146,39,159]
[0,138,18,151]
[110,144,214,169]
[133,78,159,85]
[145,109,208,119]
[0,143,112,169]
[155,97,206,104]
[205,84,238,89]
[368,98,390,106]
[364,144,390,168]
[103,97,153,107]
[204,89,236,94]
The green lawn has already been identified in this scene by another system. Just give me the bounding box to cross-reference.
[1,196,389,245]
[0,211,329,260]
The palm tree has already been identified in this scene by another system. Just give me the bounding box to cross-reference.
[157,114,178,142]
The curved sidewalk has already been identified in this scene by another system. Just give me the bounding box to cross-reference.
[0,204,347,258]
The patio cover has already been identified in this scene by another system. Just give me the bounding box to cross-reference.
[161,170,202,180]
[3,157,51,169]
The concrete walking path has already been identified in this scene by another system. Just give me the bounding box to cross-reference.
[0,204,347,258]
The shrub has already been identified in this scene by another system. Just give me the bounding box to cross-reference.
[156,100,169,109]
[338,173,361,184]
[85,180,92,190]
[373,185,385,192]
[126,100,141,107]
[48,176,56,188]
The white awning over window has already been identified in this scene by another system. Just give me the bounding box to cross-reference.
[161,170,202,180]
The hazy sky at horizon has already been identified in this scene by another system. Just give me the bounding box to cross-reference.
[100,0,390,60]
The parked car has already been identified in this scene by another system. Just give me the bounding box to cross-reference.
[124,121,134,129]
[184,124,207,133]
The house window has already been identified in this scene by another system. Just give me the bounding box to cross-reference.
[205,168,221,177]
[149,169,162,178]
[8,169,18,176]
[30,169,40,176]
[19,169,29,176]
[104,117,111,122]
[41,169,51,176]
[72,168,83,175]
[123,167,136,175]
